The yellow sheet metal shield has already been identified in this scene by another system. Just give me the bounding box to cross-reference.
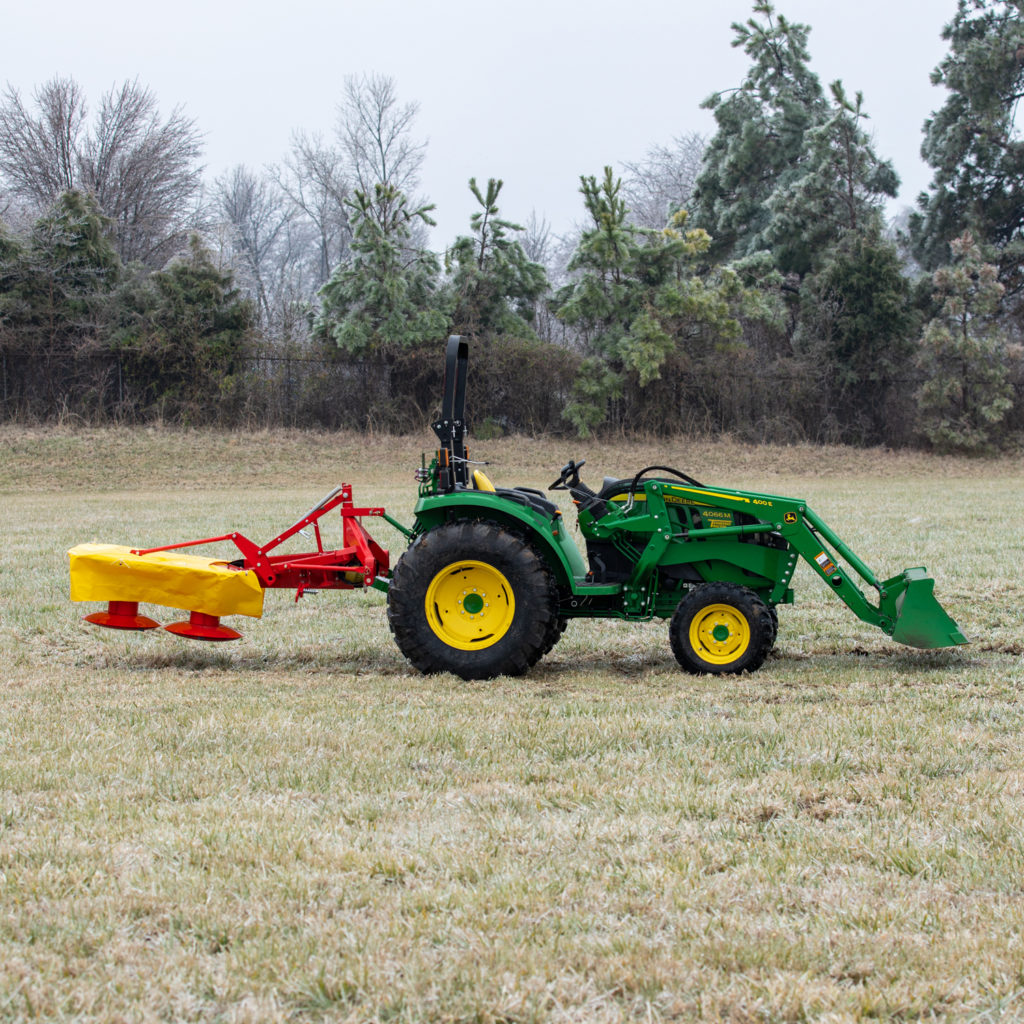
[68,543,265,619]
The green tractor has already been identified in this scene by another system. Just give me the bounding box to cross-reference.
[386,337,967,679]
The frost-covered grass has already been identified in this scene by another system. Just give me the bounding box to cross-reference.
[1,426,1022,1022]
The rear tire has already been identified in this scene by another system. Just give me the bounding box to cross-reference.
[670,582,774,675]
[387,521,556,680]
[540,615,568,658]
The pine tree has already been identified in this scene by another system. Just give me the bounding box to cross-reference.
[445,178,547,339]
[768,82,899,277]
[691,1,828,268]
[916,231,1014,451]
[313,184,447,356]
[0,191,120,412]
[553,169,745,435]
[795,228,917,443]
[761,78,911,444]
[910,0,1024,292]
[692,3,912,443]
[112,235,254,420]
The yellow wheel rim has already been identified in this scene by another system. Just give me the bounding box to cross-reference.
[424,561,515,651]
[689,602,751,665]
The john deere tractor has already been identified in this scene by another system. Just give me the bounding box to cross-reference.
[385,337,966,679]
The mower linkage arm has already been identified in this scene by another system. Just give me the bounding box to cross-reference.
[132,484,389,591]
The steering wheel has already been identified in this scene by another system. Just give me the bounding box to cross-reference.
[550,459,586,490]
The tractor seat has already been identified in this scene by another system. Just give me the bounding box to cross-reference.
[473,469,558,519]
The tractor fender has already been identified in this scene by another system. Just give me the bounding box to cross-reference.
[409,492,587,589]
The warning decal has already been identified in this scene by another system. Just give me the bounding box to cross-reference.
[814,551,837,576]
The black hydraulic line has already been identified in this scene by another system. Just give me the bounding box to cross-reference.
[625,465,704,503]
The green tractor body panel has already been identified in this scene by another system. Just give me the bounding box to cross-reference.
[413,471,965,648]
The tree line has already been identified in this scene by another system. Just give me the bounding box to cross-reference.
[1,0,1022,451]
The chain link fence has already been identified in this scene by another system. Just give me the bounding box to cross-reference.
[2,340,1021,447]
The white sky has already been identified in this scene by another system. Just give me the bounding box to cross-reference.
[5,0,952,245]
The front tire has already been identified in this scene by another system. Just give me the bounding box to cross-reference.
[387,521,557,680]
[670,582,774,675]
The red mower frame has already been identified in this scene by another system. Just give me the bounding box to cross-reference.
[73,483,398,640]
[131,484,392,599]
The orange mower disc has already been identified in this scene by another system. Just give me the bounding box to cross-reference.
[165,611,242,642]
[83,601,161,631]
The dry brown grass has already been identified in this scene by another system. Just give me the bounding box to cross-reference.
[1,426,1022,1022]
[0,423,1008,492]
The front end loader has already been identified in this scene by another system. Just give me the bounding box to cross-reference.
[70,336,967,679]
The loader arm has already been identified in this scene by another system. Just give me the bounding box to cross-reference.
[778,504,967,648]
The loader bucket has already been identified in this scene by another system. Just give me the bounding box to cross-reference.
[881,567,967,649]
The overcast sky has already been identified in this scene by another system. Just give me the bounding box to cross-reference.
[6,0,953,245]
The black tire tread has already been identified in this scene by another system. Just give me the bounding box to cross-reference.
[538,614,568,659]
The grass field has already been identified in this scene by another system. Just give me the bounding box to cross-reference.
[1,426,1023,1022]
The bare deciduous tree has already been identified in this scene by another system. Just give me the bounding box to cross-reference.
[621,132,707,229]
[0,78,86,231]
[273,74,427,305]
[0,76,203,267]
[81,81,204,266]
[214,165,295,327]
[519,211,552,267]
[338,73,427,234]
[275,131,351,288]
[340,73,424,197]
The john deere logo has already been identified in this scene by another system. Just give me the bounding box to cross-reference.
[784,511,798,524]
